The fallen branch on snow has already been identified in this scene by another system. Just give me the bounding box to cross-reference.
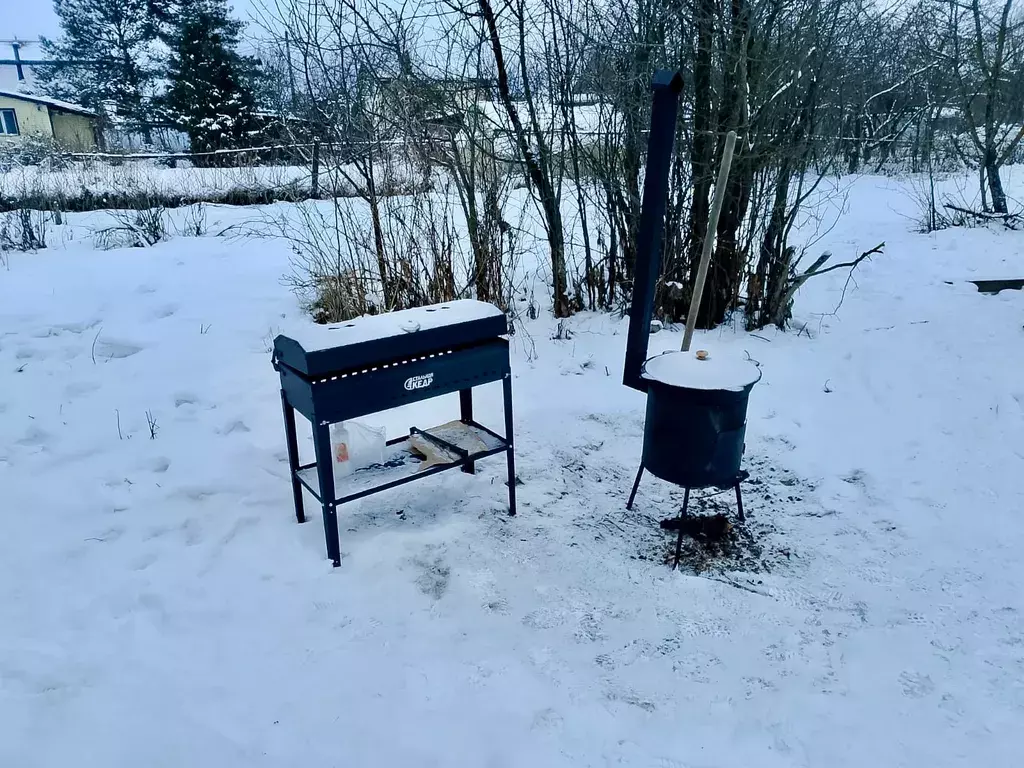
[942,203,1021,222]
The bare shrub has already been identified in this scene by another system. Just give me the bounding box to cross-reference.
[0,210,49,252]
[0,135,71,173]
[178,203,208,237]
[909,171,989,233]
[94,204,169,249]
[280,181,490,324]
[910,175,957,233]
[279,200,378,323]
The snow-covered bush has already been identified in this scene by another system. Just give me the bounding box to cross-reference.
[0,136,72,173]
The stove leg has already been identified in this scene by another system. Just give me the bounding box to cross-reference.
[460,388,475,475]
[502,373,517,517]
[311,418,341,567]
[673,487,691,570]
[281,391,305,524]
[735,482,745,522]
[626,465,644,510]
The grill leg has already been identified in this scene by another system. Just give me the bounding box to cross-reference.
[735,482,745,522]
[673,487,691,570]
[626,465,644,510]
[281,391,305,524]
[502,373,517,517]
[311,418,341,567]
[460,388,475,475]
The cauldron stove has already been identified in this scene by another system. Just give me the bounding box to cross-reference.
[622,71,760,566]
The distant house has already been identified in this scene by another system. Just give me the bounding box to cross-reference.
[0,90,100,152]
[371,76,497,135]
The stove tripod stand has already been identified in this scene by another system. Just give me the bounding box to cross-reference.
[626,467,750,568]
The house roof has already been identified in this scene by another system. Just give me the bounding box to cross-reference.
[0,90,96,117]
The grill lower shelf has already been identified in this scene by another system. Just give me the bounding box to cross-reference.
[296,420,508,505]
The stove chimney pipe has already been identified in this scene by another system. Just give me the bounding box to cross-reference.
[622,70,684,392]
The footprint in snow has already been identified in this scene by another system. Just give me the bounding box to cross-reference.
[179,518,202,546]
[842,468,867,486]
[899,671,935,698]
[573,612,604,643]
[413,556,451,600]
[16,426,51,448]
[530,708,563,731]
[86,527,124,544]
[54,319,101,335]
[64,381,100,398]
[176,487,221,502]
[605,689,656,712]
[93,338,143,360]
[218,420,250,435]
[132,552,158,571]
[217,516,258,547]
[522,606,567,630]
[148,457,170,473]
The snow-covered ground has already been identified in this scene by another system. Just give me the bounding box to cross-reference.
[2,174,1023,766]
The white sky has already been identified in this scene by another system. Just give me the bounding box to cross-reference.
[0,1,257,43]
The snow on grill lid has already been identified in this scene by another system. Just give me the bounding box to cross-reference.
[642,349,761,392]
[292,300,505,352]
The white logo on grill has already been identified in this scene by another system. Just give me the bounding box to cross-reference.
[404,373,435,391]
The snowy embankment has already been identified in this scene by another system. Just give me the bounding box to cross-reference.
[1,174,1022,766]
[0,162,311,205]
[0,157,421,211]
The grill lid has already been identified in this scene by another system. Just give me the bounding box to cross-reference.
[642,348,761,392]
[274,300,508,376]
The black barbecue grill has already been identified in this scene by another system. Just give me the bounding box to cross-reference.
[273,300,516,566]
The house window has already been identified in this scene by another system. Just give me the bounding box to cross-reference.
[0,109,19,136]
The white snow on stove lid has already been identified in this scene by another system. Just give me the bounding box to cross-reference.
[293,299,504,352]
[642,349,761,391]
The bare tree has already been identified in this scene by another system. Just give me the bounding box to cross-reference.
[936,0,1024,212]
[470,0,571,316]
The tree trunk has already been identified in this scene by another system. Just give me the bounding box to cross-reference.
[477,0,570,317]
[673,0,716,323]
[362,150,391,308]
[756,163,793,329]
[464,189,488,304]
[703,158,751,327]
[985,148,1008,213]
[697,0,750,328]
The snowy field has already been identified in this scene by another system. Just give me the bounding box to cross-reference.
[1,174,1023,766]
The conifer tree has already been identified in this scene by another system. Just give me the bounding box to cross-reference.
[160,0,260,159]
[39,0,157,131]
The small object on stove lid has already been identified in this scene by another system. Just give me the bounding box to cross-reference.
[642,348,760,392]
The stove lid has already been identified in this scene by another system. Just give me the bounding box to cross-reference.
[642,348,761,392]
